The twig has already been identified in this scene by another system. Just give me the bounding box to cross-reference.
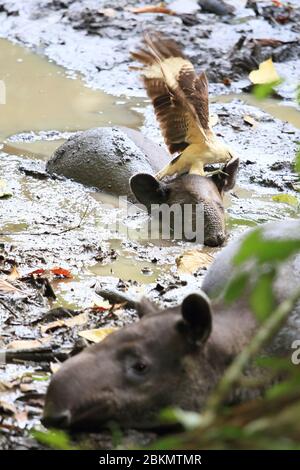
[0,298,18,317]
[0,204,90,237]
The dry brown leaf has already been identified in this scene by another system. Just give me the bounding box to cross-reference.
[6,265,20,281]
[40,312,88,334]
[176,249,214,274]
[7,338,50,350]
[0,400,17,416]
[0,278,22,293]
[78,327,118,343]
[243,115,258,127]
[131,5,174,15]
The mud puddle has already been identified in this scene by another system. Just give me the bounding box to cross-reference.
[0,38,144,159]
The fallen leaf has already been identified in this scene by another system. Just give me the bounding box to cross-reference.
[50,362,61,374]
[249,58,280,85]
[176,249,214,274]
[91,298,111,312]
[50,267,73,279]
[6,265,20,281]
[100,8,116,17]
[78,327,118,343]
[243,115,258,128]
[131,6,174,15]
[272,194,299,206]
[0,179,12,198]
[0,278,22,293]
[28,268,46,277]
[0,400,17,416]
[209,113,219,127]
[7,338,50,350]
[40,312,88,334]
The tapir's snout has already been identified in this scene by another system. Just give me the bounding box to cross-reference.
[42,408,71,429]
[42,347,121,430]
[205,231,226,247]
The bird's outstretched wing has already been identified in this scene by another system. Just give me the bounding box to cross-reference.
[131,32,210,155]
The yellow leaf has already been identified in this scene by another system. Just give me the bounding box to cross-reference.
[176,250,214,274]
[272,194,299,207]
[50,362,61,374]
[78,327,118,343]
[249,58,280,85]
[6,266,20,281]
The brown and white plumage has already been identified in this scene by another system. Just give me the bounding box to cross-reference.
[131,32,235,179]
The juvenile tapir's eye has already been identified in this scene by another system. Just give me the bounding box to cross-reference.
[132,361,148,374]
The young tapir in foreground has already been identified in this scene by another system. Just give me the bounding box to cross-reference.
[46,127,239,246]
[43,219,300,430]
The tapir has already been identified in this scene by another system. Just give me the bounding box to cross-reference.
[43,219,300,430]
[46,127,239,246]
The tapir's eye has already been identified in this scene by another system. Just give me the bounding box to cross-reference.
[132,361,148,374]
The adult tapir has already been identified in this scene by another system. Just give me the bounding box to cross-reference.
[43,219,300,430]
[46,126,239,246]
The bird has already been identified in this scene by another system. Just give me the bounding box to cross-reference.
[131,32,236,180]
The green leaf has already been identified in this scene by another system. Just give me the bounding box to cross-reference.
[295,148,300,175]
[272,194,299,207]
[32,429,77,450]
[223,271,249,304]
[252,80,281,100]
[249,270,276,322]
[234,228,300,265]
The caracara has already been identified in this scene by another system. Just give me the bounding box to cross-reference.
[131,32,236,180]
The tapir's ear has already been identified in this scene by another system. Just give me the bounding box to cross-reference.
[136,297,159,318]
[130,173,169,208]
[177,292,212,347]
[212,157,239,193]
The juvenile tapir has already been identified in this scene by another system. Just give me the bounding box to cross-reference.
[46,127,239,246]
[43,219,300,430]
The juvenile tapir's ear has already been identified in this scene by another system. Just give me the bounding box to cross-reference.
[177,292,212,347]
[212,157,239,193]
[130,173,169,208]
[136,297,159,318]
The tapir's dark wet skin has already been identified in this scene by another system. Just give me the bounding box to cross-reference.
[43,220,300,431]
[47,127,239,247]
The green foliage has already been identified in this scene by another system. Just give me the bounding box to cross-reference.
[233,228,300,265]
[32,429,77,450]
[295,147,300,175]
[249,268,276,321]
[252,80,281,100]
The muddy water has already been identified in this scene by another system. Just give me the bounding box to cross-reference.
[0,39,144,158]
[214,93,300,130]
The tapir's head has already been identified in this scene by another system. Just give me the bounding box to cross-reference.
[130,158,239,247]
[43,293,218,431]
